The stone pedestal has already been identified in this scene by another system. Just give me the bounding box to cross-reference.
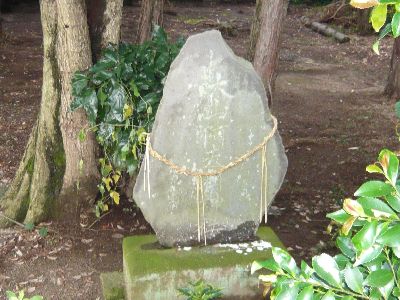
[120,227,283,300]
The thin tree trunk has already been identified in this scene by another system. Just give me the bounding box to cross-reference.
[56,0,99,220]
[0,0,3,37]
[247,0,262,62]
[0,0,64,227]
[249,0,288,106]
[357,9,371,36]
[385,38,400,99]
[136,0,164,44]
[86,0,123,60]
[0,0,124,228]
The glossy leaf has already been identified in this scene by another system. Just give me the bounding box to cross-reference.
[370,4,388,32]
[376,224,400,247]
[352,220,377,251]
[354,181,392,197]
[364,269,393,287]
[272,247,298,276]
[312,253,342,288]
[344,267,364,293]
[392,12,400,37]
[296,285,313,300]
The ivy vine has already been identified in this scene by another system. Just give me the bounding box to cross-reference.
[70,27,184,216]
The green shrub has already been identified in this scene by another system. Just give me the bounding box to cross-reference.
[177,280,223,300]
[253,149,400,299]
[6,290,43,300]
[70,27,184,216]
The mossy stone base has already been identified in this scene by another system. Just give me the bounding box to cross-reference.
[123,226,283,300]
[100,272,125,300]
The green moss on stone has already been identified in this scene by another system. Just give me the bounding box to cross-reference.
[123,226,284,279]
[100,272,125,300]
[123,226,284,300]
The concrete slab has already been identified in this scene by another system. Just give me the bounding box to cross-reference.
[123,226,283,300]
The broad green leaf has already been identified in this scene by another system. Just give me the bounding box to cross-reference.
[251,258,281,274]
[370,4,388,32]
[379,278,395,299]
[393,12,400,37]
[354,181,392,197]
[366,164,383,174]
[386,194,400,212]
[379,22,393,39]
[354,244,383,266]
[336,236,356,259]
[378,149,399,184]
[300,261,314,279]
[344,267,364,293]
[364,269,393,287]
[276,285,299,300]
[376,224,400,247]
[30,296,44,300]
[327,209,350,224]
[296,286,313,300]
[312,253,342,288]
[321,291,335,300]
[335,254,350,270]
[358,197,396,217]
[272,247,298,276]
[352,220,378,251]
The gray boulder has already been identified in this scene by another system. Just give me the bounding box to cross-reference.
[133,30,287,247]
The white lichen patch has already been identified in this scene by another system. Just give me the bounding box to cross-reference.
[215,239,272,255]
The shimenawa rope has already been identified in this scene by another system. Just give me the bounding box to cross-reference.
[143,115,278,245]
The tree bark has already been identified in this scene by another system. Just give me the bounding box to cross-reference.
[86,0,123,60]
[0,0,123,228]
[56,0,99,220]
[385,38,400,99]
[248,0,288,106]
[357,9,371,36]
[0,0,3,37]
[0,0,64,227]
[136,0,164,44]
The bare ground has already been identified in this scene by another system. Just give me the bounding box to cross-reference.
[0,1,399,299]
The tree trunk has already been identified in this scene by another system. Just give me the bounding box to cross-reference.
[0,0,123,227]
[357,9,371,36]
[248,0,288,106]
[86,0,123,60]
[385,38,400,99]
[0,0,3,37]
[136,0,164,44]
[0,0,64,227]
[56,0,99,220]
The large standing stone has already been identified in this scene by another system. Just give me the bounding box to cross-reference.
[133,30,287,247]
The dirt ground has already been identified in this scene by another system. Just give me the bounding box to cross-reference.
[0,1,399,299]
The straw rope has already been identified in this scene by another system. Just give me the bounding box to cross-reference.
[144,115,279,245]
[147,116,278,176]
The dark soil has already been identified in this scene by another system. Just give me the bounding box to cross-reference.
[0,1,399,299]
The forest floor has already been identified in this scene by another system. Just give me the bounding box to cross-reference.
[0,1,399,299]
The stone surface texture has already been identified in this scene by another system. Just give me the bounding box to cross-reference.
[133,30,287,247]
[123,227,284,300]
